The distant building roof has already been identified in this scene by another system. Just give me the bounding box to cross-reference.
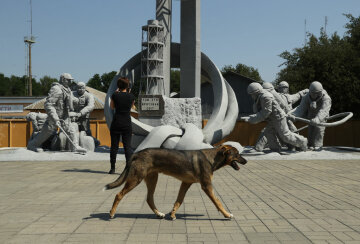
[85,86,106,109]
[222,71,262,84]
[0,96,46,104]
[25,86,105,110]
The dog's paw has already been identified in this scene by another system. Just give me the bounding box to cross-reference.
[167,211,176,220]
[225,213,234,219]
[156,212,165,218]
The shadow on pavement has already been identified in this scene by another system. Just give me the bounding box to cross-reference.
[95,146,125,154]
[83,212,205,221]
[62,168,108,174]
[175,214,231,221]
[84,213,163,221]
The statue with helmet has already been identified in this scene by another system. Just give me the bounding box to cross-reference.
[27,73,87,153]
[242,82,308,152]
[262,83,291,112]
[254,82,300,152]
[277,81,308,110]
[72,82,95,137]
[71,82,100,150]
[290,81,332,150]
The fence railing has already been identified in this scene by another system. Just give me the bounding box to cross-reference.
[0,119,110,148]
[1,119,359,148]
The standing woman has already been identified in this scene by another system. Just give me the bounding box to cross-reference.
[109,77,135,174]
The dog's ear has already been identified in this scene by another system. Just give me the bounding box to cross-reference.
[220,145,232,155]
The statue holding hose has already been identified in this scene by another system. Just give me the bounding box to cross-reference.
[289,81,331,151]
[243,82,308,152]
[241,81,353,153]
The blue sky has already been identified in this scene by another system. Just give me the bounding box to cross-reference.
[0,0,359,84]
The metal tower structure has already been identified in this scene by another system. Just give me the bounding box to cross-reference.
[156,0,172,96]
[24,0,36,96]
[141,19,165,95]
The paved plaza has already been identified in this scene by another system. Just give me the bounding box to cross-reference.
[1,158,360,243]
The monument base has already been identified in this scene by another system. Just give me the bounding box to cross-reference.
[138,116,163,128]
[161,96,202,129]
[138,95,202,129]
[135,96,203,149]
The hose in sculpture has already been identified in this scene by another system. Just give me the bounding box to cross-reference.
[240,112,353,130]
[58,120,87,154]
[293,112,353,127]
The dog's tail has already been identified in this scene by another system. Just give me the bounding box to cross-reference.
[103,166,130,191]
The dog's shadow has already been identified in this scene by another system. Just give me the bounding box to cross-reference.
[83,212,208,221]
[62,168,108,174]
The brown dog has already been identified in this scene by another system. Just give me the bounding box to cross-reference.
[104,145,247,220]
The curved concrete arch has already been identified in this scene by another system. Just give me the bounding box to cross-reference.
[174,123,211,150]
[218,79,239,141]
[134,125,183,153]
[105,42,238,147]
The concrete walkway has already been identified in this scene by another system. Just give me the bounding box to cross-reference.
[0,159,360,243]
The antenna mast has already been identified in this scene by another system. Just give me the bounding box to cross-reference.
[304,19,307,46]
[325,16,328,34]
[24,0,35,96]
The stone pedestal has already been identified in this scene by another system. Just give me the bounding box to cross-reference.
[161,96,202,129]
[138,95,202,129]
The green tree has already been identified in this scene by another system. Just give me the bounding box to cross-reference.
[0,73,11,96]
[38,76,58,95]
[9,75,26,96]
[344,14,360,52]
[87,71,117,92]
[0,73,60,96]
[276,14,360,117]
[31,78,43,96]
[221,63,262,81]
[170,69,180,94]
[87,74,102,91]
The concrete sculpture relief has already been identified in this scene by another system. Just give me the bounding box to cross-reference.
[26,112,48,140]
[290,81,331,150]
[27,73,96,153]
[72,82,99,149]
[277,81,308,110]
[241,82,308,152]
[254,82,299,152]
[26,112,53,150]
[105,43,239,152]
[104,0,239,152]
[72,82,94,135]
[289,81,352,151]
[241,81,353,153]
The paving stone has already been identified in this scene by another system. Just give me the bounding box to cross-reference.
[63,233,127,243]
[0,159,360,243]
[6,234,69,244]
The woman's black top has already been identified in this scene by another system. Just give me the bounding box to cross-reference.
[110,91,135,132]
